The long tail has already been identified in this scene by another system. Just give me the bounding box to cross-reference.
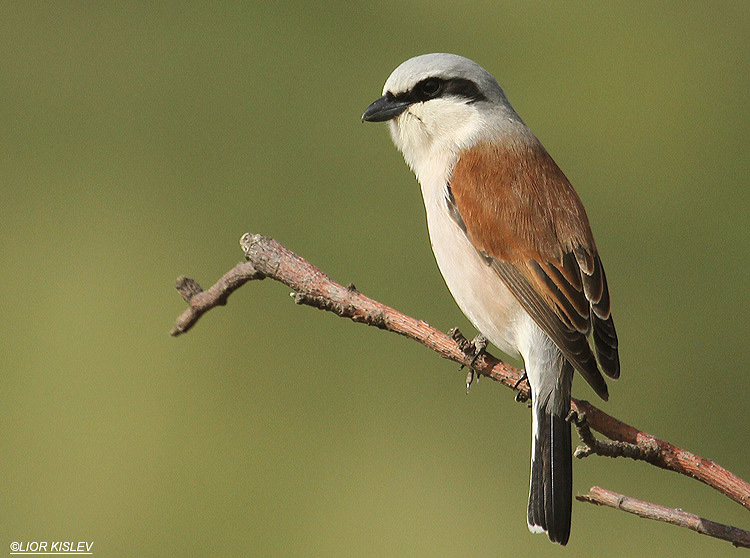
[527,383,572,545]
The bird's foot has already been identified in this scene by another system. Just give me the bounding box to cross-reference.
[449,328,488,394]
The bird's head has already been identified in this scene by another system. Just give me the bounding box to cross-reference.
[363,53,521,173]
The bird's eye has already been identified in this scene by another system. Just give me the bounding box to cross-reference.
[416,78,442,100]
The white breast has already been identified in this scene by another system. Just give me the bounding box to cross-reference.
[417,155,525,360]
[386,101,533,360]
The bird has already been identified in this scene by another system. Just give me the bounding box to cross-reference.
[362,53,619,545]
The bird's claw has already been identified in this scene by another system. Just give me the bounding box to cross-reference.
[450,328,488,394]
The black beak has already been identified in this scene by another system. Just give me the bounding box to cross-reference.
[361,94,411,122]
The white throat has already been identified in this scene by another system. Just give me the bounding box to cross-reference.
[387,99,483,186]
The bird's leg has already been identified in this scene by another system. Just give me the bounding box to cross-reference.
[513,372,530,403]
[449,328,488,394]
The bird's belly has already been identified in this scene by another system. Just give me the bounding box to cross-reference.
[424,193,524,360]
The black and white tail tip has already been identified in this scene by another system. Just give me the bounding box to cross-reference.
[527,407,572,545]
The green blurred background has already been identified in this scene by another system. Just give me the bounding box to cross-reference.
[2,2,748,556]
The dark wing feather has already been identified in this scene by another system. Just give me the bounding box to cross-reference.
[491,258,609,399]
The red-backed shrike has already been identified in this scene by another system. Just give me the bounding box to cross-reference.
[363,53,619,545]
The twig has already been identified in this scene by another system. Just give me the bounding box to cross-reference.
[171,262,263,336]
[577,487,750,548]
[171,233,750,545]
[570,410,659,460]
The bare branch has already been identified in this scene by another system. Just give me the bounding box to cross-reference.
[577,487,750,548]
[236,234,528,393]
[569,399,750,512]
[171,233,750,542]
